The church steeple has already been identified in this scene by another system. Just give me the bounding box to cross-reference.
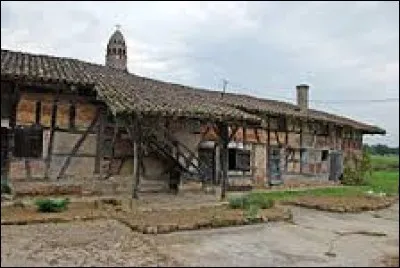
[106,25,127,71]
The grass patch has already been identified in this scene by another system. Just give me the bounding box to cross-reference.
[365,170,399,195]
[236,170,399,204]
[228,193,274,209]
[35,198,70,213]
[370,155,399,171]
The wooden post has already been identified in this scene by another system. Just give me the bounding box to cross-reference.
[94,107,105,174]
[242,123,247,180]
[219,122,229,200]
[299,119,304,174]
[266,115,270,186]
[44,92,59,179]
[131,113,142,199]
[4,82,19,182]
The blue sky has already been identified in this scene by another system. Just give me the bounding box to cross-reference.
[1,1,399,146]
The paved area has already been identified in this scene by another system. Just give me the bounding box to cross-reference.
[155,202,399,267]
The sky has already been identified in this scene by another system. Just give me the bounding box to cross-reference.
[1,1,399,146]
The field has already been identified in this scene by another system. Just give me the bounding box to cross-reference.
[370,154,399,171]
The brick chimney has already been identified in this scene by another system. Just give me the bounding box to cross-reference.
[296,84,309,111]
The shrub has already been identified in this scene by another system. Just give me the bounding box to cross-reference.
[228,194,274,210]
[1,179,12,194]
[244,205,260,223]
[247,194,275,209]
[342,149,372,186]
[35,198,70,213]
[228,196,248,209]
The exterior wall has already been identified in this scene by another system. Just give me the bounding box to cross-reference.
[6,89,103,195]
[9,92,98,181]
[3,82,367,196]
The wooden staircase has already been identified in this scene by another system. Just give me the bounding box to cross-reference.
[142,124,213,185]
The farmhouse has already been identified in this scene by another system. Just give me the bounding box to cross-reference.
[0,29,385,198]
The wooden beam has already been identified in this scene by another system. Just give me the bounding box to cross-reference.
[94,107,105,174]
[266,116,270,186]
[242,123,247,179]
[56,110,100,180]
[44,92,59,179]
[24,160,32,180]
[4,82,19,181]
[218,122,229,200]
[229,124,240,140]
[103,119,119,180]
[299,119,304,174]
[131,114,142,199]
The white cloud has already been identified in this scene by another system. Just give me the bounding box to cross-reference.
[1,1,399,146]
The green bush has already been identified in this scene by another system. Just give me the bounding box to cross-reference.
[228,194,274,210]
[1,179,12,194]
[244,205,260,223]
[342,149,372,186]
[247,194,275,209]
[228,196,248,209]
[35,198,70,213]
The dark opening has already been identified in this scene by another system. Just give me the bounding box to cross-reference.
[35,101,41,124]
[278,117,287,131]
[14,125,43,158]
[228,148,251,171]
[321,150,329,161]
[228,148,236,170]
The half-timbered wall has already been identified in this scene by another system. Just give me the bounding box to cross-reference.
[9,92,99,180]
[2,80,365,195]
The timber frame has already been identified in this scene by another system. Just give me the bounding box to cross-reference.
[1,47,385,199]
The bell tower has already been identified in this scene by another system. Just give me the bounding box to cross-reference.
[105,25,127,71]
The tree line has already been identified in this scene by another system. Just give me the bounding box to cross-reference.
[363,144,399,156]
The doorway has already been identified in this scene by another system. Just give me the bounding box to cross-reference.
[269,147,283,185]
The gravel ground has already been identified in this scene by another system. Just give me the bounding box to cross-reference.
[1,219,178,267]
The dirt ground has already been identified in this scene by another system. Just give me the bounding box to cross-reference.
[1,196,398,267]
[154,201,399,267]
[1,219,178,267]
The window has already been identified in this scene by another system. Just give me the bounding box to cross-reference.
[228,148,250,171]
[14,125,43,158]
[321,150,329,161]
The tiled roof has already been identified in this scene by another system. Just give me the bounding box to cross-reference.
[0,48,385,134]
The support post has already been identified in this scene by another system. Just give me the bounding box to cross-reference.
[44,91,59,179]
[299,119,304,174]
[4,82,19,183]
[94,107,105,174]
[219,122,229,200]
[131,113,142,199]
[266,115,270,186]
[242,123,247,180]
